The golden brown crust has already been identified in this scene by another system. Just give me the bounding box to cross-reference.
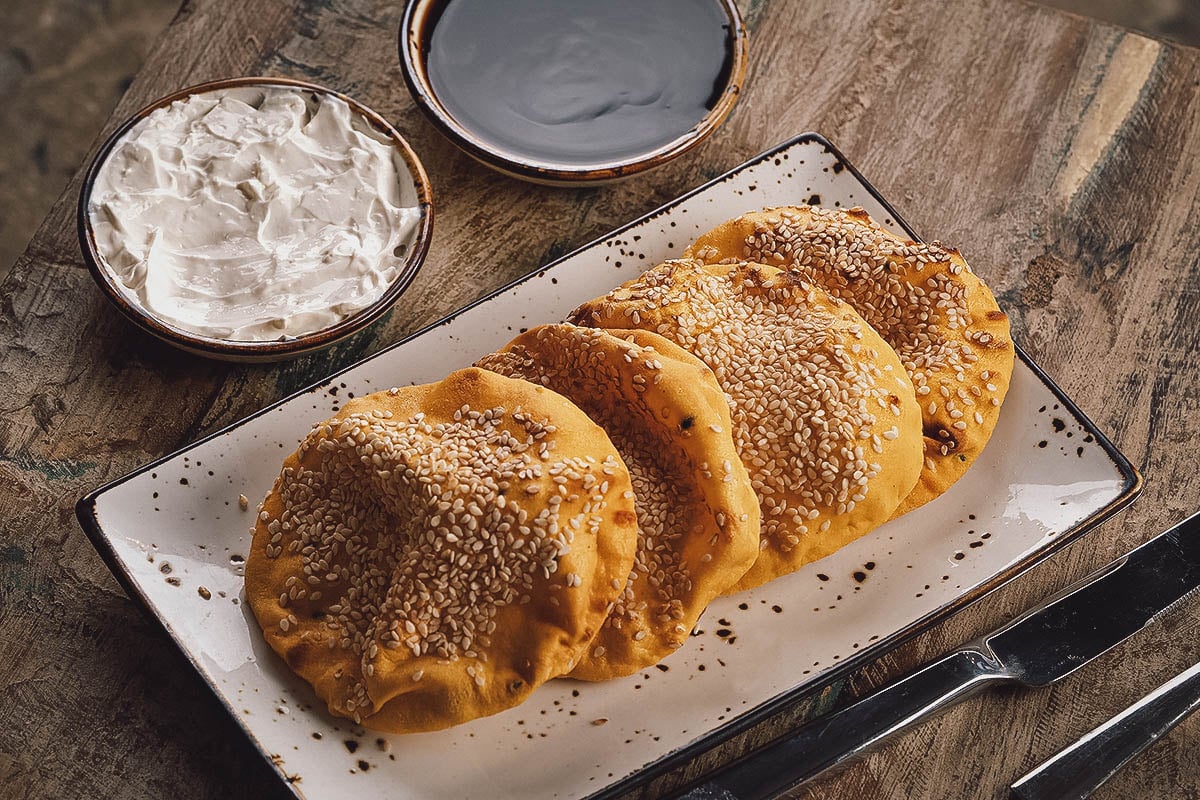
[571,261,923,590]
[685,205,1014,514]
[245,368,638,733]
[476,325,760,678]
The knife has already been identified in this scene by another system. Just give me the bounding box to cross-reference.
[673,511,1200,800]
[1009,653,1200,800]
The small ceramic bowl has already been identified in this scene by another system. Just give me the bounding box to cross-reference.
[78,76,434,363]
[398,0,748,186]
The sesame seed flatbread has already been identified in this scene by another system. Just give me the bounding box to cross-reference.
[245,368,639,733]
[685,205,1014,515]
[477,325,760,679]
[571,261,923,591]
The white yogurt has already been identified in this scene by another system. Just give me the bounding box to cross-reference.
[88,85,423,342]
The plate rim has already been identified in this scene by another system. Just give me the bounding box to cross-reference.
[74,131,1143,800]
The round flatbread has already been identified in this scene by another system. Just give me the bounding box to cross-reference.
[572,260,923,591]
[245,367,638,732]
[686,205,1013,514]
[477,324,760,678]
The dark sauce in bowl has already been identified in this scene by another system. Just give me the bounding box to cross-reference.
[423,0,738,169]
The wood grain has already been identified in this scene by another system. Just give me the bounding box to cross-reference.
[1,1,1198,798]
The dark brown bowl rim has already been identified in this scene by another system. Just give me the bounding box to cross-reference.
[398,0,749,184]
[77,76,435,362]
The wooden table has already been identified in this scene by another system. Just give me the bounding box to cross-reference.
[2,0,1199,797]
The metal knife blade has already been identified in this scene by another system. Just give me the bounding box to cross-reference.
[672,511,1200,800]
[986,516,1200,685]
[1010,651,1200,800]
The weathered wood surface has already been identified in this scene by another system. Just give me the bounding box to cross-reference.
[1,0,1199,798]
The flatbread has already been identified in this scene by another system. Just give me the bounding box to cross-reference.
[245,367,639,732]
[686,205,1014,514]
[572,260,923,590]
[477,324,760,678]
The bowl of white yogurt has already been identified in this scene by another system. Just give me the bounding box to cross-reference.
[79,77,434,361]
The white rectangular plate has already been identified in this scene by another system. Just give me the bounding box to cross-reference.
[79,134,1140,800]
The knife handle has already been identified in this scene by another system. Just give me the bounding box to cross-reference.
[1010,658,1200,800]
[674,647,1009,800]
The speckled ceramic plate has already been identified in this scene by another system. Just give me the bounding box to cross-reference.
[77,133,1141,800]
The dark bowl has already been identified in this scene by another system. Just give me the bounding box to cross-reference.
[398,0,748,186]
[78,76,435,363]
